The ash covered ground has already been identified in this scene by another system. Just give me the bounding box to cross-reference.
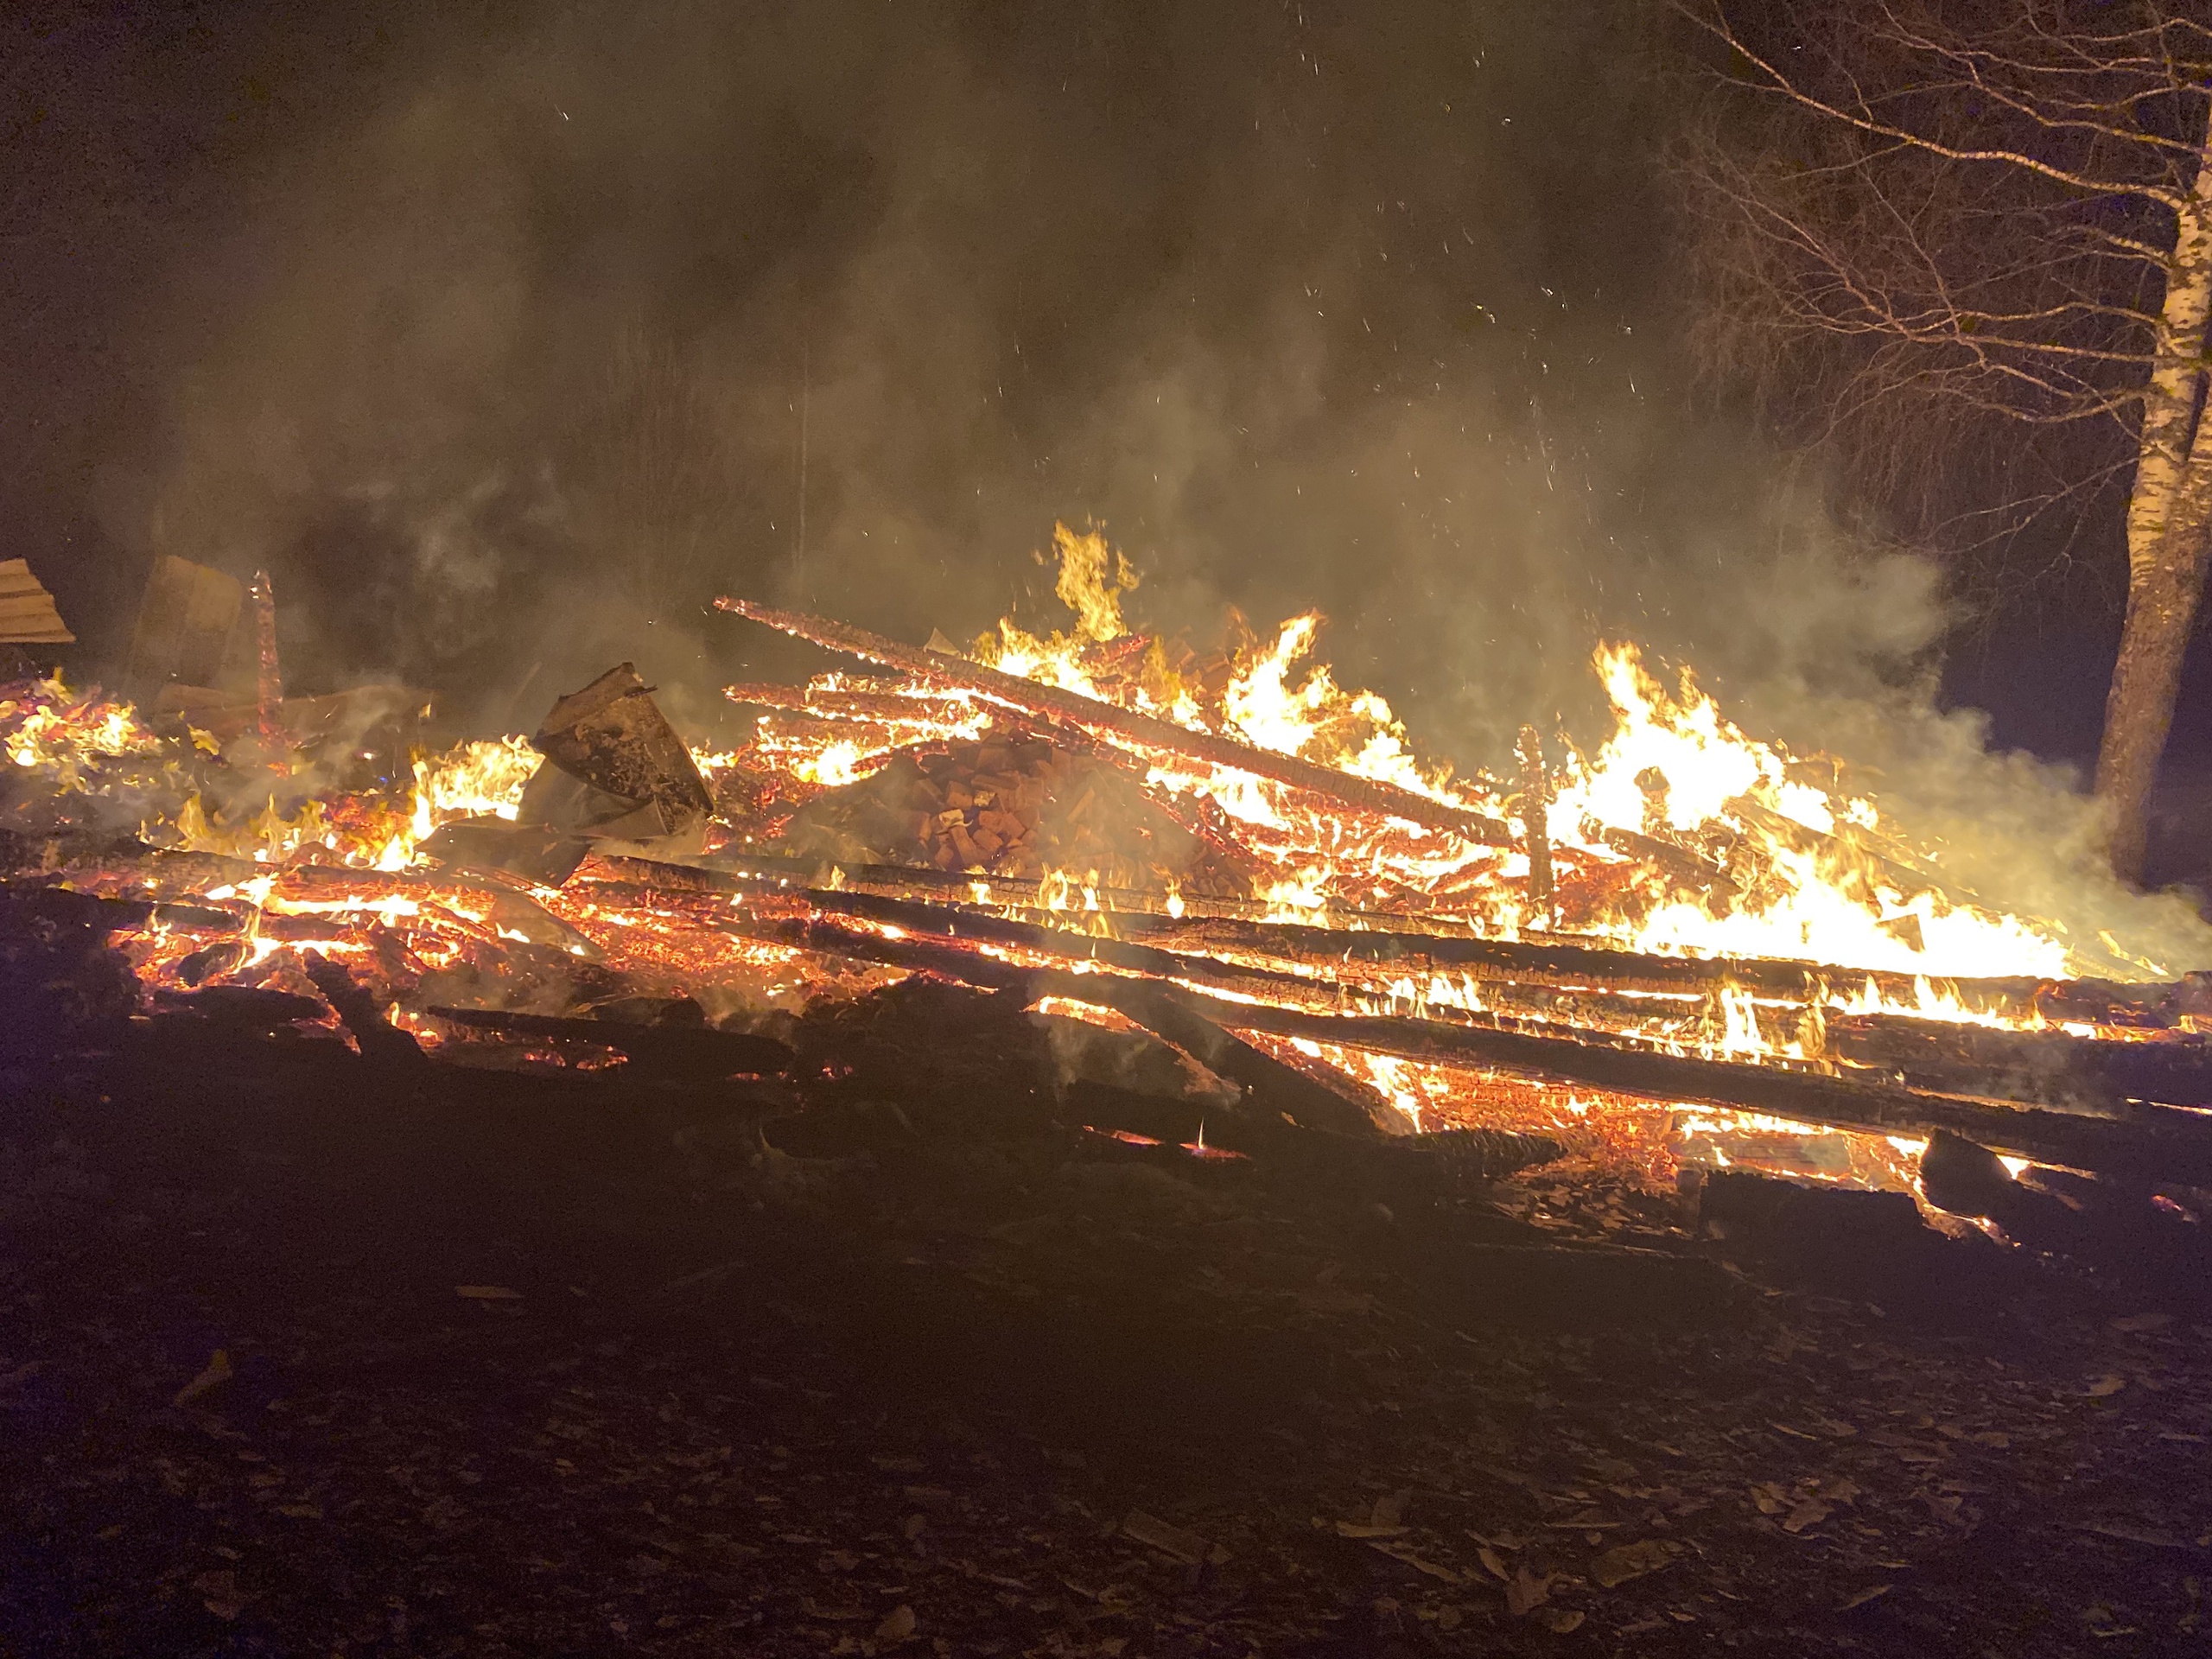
[6,957,2212,1658]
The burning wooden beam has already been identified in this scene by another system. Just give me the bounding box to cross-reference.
[724,906,2212,1186]
[250,569,284,757]
[724,681,982,727]
[1516,725,1554,926]
[587,850,2185,1027]
[1189,993,2212,1188]
[1096,908,2194,1026]
[715,597,1516,848]
[1827,1012,2212,1111]
[767,882,2212,1138]
[795,885,1349,1006]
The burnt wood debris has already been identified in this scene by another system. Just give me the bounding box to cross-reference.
[11,587,2212,1651]
[10,590,2212,1305]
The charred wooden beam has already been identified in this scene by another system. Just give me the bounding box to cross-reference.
[1102,910,2196,1027]
[724,681,986,727]
[150,984,327,1030]
[716,597,1516,848]
[268,866,604,962]
[766,883,1805,1078]
[1827,1013,2212,1111]
[42,852,596,959]
[594,849,1837,997]
[796,886,1350,1007]
[1065,974,1408,1138]
[426,1006,793,1078]
[5,878,245,938]
[1063,1078,1559,1191]
[588,849,2184,1030]
[249,569,284,757]
[1592,826,1739,901]
[302,950,426,1068]
[733,915,1391,1138]
[746,912,2212,1183]
[1108,909,1870,1002]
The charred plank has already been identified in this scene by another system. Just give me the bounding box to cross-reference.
[302,950,427,1069]
[1828,1013,2212,1110]
[151,985,327,1029]
[1192,993,2212,1187]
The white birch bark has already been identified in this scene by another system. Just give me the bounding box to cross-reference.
[2096,101,2212,880]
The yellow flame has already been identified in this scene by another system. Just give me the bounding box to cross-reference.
[1551,645,2071,982]
[3,677,162,785]
[1051,522,1138,643]
[792,740,871,789]
[416,735,539,823]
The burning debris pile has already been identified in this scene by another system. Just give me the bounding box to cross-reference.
[9,528,2212,1285]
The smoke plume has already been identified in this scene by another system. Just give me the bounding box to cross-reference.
[11,0,2204,954]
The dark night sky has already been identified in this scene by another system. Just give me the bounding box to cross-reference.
[1,0,2188,789]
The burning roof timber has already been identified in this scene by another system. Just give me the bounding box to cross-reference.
[6,526,2212,1236]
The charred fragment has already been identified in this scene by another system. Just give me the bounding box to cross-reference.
[1516,724,1554,925]
[1694,1168,1990,1305]
[531,664,715,840]
[150,983,327,1030]
[1064,1077,1557,1190]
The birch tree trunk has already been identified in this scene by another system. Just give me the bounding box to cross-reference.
[2097,113,2212,883]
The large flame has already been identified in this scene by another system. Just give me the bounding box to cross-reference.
[1551,645,2072,982]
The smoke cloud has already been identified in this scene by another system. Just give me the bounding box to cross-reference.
[22,3,1922,730]
[14,0,2202,951]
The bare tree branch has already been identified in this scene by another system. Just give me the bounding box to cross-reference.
[1666,0,2212,878]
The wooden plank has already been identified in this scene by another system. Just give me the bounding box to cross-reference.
[0,561,73,644]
